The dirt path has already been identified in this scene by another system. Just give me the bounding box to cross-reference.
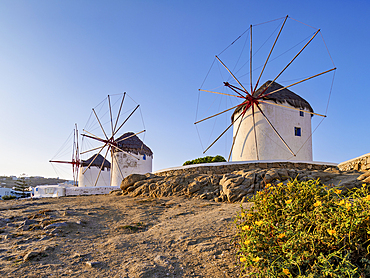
[0,195,248,277]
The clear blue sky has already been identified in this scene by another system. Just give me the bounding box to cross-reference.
[0,0,369,179]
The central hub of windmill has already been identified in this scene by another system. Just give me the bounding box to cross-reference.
[223,81,259,107]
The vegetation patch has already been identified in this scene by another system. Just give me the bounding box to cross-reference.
[183,155,226,166]
[2,195,16,200]
[116,222,146,232]
[233,179,370,277]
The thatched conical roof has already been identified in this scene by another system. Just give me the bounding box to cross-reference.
[232,81,313,119]
[81,153,111,169]
[114,132,153,157]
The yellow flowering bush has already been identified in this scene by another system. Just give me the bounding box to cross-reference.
[233,179,370,277]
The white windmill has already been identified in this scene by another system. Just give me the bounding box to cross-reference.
[195,16,336,162]
[80,93,152,187]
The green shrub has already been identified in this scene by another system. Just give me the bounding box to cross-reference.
[233,179,370,277]
[183,155,226,166]
[2,195,16,200]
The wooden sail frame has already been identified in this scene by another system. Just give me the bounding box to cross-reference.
[49,123,80,186]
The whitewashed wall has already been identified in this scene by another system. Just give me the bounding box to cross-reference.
[0,187,12,198]
[33,185,66,198]
[111,152,152,187]
[32,184,120,198]
[232,100,312,162]
[78,166,111,187]
[65,186,120,196]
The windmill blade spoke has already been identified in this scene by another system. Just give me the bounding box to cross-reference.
[227,108,247,161]
[251,105,260,160]
[112,153,124,181]
[82,129,105,141]
[215,55,251,96]
[256,104,296,156]
[92,108,109,140]
[94,146,110,187]
[115,130,146,143]
[81,129,109,143]
[227,102,252,161]
[257,29,321,97]
[82,144,108,175]
[113,92,126,134]
[49,160,75,165]
[258,100,326,117]
[108,95,114,136]
[113,105,140,137]
[194,104,241,125]
[203,110,244,154]
[80,145,106,155]
[198,89,242,98]
[72,127,76,164]
[223,82,248,97]
[254,15,288,92]
[250,24,253,93]
[75,123,80,167]
[110,144,140,160]
[81,133,107,145]
[259,67,336,99]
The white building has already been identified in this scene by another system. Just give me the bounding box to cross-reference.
[232,81,313,162]
[33,185,67,198]
[32,183,120,198]
[111,132,153,187]
[78,154,111,187]
[0,187,12,199]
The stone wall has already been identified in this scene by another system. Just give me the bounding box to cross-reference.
[337,153,370,172]
[154,161,337,177]
[120,161,365,203]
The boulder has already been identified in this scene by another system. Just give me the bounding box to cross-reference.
[264,169,280,183]
[23,251,42,261]
[220,175,244,189]
[220,175,247,202]
[120,174,147,191]
[130,184,149,197]
[357,171,370,181]
[277,169,290,180]
[187,181,202,194]
[363,176,370,183]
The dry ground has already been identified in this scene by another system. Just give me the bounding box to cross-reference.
[0,194,248,278]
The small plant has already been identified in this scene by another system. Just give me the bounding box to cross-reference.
[117,222,146,232]
[233,179,370,277]
[183,155,226,166]
[2,195,16,200]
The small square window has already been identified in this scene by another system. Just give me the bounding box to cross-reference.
[300,111,304,117]
[295,127,301,137]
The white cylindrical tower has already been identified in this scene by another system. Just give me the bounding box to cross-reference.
[78,154,111,187]
[111,132,153,187]
[232,81,313,162]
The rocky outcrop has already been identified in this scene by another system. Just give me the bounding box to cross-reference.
[120,166,366,203]
[358,171,370,184]
[338,153,370,172]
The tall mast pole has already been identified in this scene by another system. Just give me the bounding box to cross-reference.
[250,25,253,94]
